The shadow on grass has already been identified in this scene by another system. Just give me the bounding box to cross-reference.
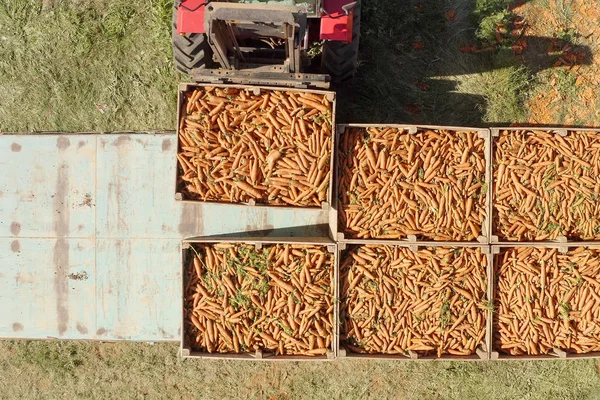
[336,0,592,127]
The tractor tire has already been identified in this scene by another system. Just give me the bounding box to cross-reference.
[172,7,213,74]
[321,0,361,83]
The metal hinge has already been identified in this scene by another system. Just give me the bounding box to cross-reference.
[190,68,331,90]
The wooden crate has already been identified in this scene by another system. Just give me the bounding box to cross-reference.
[180,237,338,360]
[337,241,492,361]
[491,243,600,360]
[175,82,336,210]
[334,124,491,244]
[490,127,600,244]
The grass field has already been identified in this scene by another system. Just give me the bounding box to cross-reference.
[1,341,600,399]
[2,0,600,398]
[0,0,176,132]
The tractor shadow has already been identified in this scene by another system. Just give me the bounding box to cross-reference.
[337,0,592,127]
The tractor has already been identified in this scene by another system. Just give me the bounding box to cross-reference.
[172,0,360,87]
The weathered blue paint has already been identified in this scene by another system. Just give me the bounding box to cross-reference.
[0,238,96,339]
[95,239,181,341]
[0,135,96,238]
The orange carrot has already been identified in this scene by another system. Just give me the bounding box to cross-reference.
[184,243,334,357]
[177,87,332,207]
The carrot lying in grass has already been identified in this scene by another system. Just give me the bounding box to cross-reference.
[493,129,600,241]
[184,243,334,356]
[177,86,333,207]
[340,245,489,357]
[338,127,488,241]
[494,247,600,355]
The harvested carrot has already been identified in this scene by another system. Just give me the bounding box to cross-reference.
[338,127,488,241]
[341,245,489,357]
[177,86,333,207]
[493,129,600,241]
[184,243,334,356]
[494,247,600,355]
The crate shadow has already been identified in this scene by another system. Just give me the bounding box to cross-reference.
[187,223,331,240]
[335,0,593,127]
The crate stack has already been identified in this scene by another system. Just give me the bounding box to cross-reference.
[173,82,600,361]
[175,83,339,360]
[490,127,600,359]
[333,124,493,360]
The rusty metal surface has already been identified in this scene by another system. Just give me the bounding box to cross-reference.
[0,133,329,341]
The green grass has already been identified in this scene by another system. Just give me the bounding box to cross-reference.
[0,0,538,130]
[550,69,580,122]
[529,66,581,124]
[341,0,536,126]
[474,0,513,17]
[0,0,178,132]
[554,69,579,98]
[552,0,574,29]
[460,62,533,124]
[473,0,515,43]
[1,341,600,399]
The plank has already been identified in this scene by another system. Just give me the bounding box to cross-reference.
[95,239,181,341]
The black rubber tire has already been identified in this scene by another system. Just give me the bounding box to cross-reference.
[172,6,213,74]
[321,0,361,83]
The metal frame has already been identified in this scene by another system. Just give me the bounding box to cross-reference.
[177,0,352,86]
[203,3,305,73]
[180,237,338,361]
[190,69,330,89]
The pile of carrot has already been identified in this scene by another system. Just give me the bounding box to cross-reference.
[184,243,334,356]
[177,86,333,207]
[340,245,488,357]
[494,129,600,240]
[495,247,600,355]
[338,127,487,240]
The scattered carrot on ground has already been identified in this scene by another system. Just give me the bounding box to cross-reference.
[177,86,333,207]
[338,127,488,240]
[184,243,334,356]
[494,247,600,355]
[340,245,488,357]
[493,129,600,241]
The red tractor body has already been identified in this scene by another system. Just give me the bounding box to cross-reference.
[176,0,207,34]
[319,0,354,42]
[177,0,354,42]
[172,0,360,85]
